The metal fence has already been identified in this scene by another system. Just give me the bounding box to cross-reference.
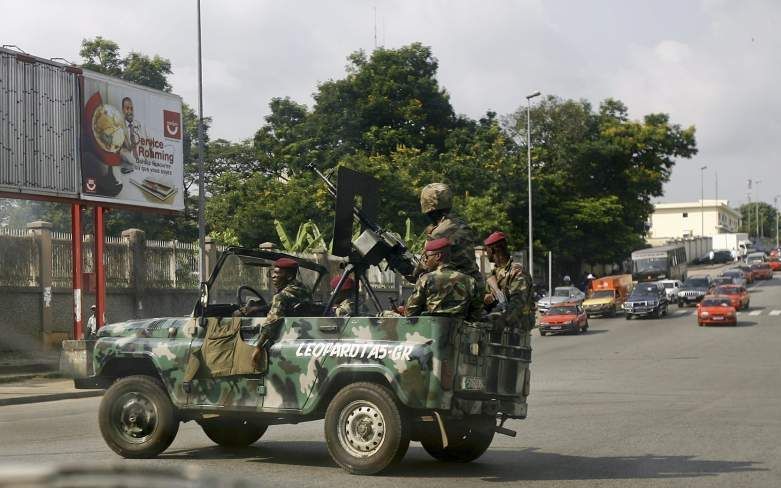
[0,227,39,287]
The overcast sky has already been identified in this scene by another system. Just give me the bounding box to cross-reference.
[2,0,779,206]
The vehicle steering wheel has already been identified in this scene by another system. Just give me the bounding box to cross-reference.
[237,285,267,309]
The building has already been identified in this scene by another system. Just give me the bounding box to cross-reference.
[648,200,741,239]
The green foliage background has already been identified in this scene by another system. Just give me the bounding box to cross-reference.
[0,39,704,276]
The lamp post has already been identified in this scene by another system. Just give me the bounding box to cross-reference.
[526,90,541,278]
[699,165,707,236]
[196,0,206,281]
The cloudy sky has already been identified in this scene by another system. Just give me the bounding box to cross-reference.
[2,0,779,206]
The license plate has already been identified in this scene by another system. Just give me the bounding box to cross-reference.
[461,376,485,391]
[551,326,562,330]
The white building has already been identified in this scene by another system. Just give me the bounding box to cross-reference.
[648,200,741,239]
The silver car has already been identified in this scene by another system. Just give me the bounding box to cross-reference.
[537,286,586,314]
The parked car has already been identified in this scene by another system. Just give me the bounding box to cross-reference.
[623,282,669,319]
[693,250,733,265]
[697,296,738,327]
[750,262,774,280]
[538,303,589,336]
[536,286,586,314]
[658,279,682,302]
[677,276,713,307]
[720,269,747,287]
[712,285,750,310]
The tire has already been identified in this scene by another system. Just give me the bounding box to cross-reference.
[201,419,267,447]
[324,382,410,475]
[421,417,495,463]
[99,375,179,459]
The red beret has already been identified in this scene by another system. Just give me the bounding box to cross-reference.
[330,275,355,290]
[484,231,507,246]
[425,237,451,252]
[274,257,299,269]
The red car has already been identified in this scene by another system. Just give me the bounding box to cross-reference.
[697,296,737,326]
[750,263,773,280]
[713,285,750,310]
[539,303,589,336]
[768,257,781,272]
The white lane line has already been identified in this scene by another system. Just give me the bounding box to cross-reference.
[770,310,781,316]
[749,310,762,316]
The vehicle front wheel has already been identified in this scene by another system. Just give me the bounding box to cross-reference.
[98,375,179,459]
[200,419,267,447]
[324,382,410,475]
[421,416,495,463]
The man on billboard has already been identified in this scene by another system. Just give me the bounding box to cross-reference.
[119,97,139,175]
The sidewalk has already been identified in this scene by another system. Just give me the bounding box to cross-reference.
[0,377,103,407]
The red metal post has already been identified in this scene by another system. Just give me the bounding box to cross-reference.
[71,204,83,339]
[94,206,106,328]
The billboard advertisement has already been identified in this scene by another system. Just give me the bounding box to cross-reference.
[80,71,184,211]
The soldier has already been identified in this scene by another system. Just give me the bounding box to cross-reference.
[405,238,482,321]
[411,183,482,284]
[483,231,534,329]
[252,258,312,366]
[330,275,356,317]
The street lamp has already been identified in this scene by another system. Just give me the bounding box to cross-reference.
[526,90,541,278]
[699,165,707,236]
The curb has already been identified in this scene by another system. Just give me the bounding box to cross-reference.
[0,390,103,407]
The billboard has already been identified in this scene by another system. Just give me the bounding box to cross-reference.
[0,48,81,199]
[79,71,184,211]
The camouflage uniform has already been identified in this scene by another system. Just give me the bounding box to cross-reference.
[487,258,534,329]
[427,213,482,283]
[260,280,312,339]
[405,264,483,321]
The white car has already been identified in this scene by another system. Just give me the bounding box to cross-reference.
[537,286,586,314]
[658,279,681,302]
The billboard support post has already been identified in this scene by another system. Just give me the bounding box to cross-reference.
[94,206,106,329]
[71,204,83,339]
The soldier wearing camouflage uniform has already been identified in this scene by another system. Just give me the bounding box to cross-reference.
[483,231,534,329]
[253,258,312,365]
[411,183,482,285]
[405,238,483,321]
[329,275,356,317]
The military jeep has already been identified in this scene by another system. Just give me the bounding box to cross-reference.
[62,246,531,474]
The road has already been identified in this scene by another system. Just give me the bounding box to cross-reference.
[2,270,780,487]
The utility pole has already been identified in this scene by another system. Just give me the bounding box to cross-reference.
[196,0,207,282]
[526,90,541,278]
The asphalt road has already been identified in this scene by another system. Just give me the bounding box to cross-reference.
[2,270,780,487]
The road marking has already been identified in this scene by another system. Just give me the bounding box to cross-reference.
[770,310,781,316]
[749,310,762,316]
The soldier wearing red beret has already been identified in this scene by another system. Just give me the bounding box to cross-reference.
[330,275,356,317]
[404,238,482,321]
[483,231,534,330]
[253,257,312,367]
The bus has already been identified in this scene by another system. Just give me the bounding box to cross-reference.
[631,245,687,282]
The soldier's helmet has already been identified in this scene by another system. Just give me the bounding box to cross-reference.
[420,183,453,213]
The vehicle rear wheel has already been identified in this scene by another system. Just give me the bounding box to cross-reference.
[200,419,267,447]
[324,382,410,475]
[421,417,495,463]
[98,375,179,459]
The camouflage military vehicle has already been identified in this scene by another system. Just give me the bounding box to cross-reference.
[61,169,532,475]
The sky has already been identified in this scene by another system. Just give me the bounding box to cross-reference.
[1,0,780,207]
